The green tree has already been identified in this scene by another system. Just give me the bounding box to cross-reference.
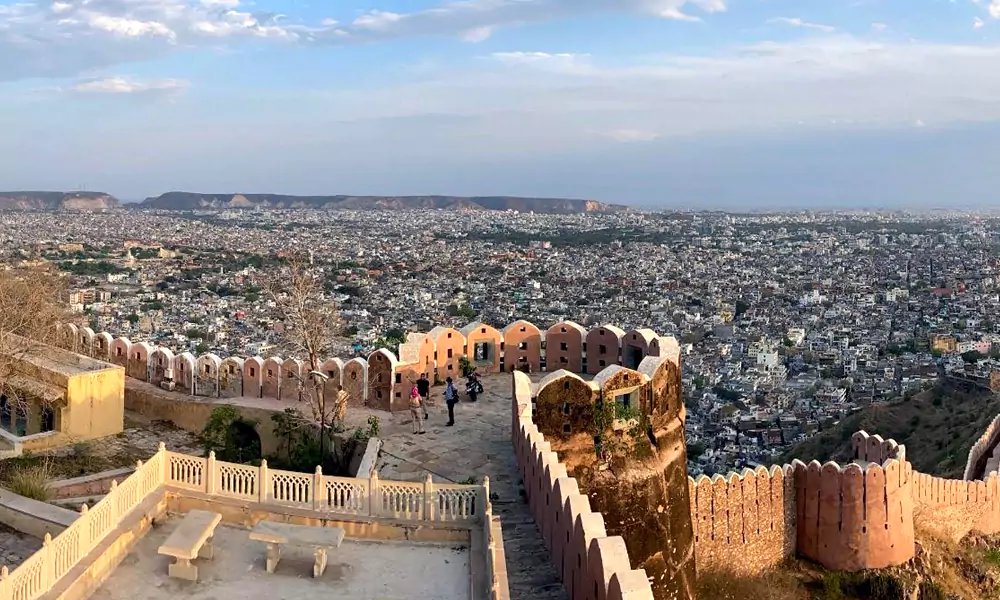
[126,314,139,324]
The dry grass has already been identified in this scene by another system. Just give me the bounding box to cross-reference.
[696,568,809,600]
[3,459,53,502]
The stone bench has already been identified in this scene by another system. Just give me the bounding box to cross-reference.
[249,521,345,578]
[157,510,222,581]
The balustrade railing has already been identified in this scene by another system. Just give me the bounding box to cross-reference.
[164,451,486,523]
[0,445,486,600]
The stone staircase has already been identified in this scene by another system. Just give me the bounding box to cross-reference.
[491,449,567,600]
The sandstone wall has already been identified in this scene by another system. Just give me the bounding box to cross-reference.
[688,465,796,575]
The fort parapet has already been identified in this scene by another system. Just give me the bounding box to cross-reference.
[57,320,678,413]
[61,319,1000,593]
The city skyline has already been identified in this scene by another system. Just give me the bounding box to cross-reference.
[4,0,1000,206]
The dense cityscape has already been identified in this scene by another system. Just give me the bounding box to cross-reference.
[4,207,1000,476]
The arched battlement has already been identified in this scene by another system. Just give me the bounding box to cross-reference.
[586,325,625,375]
[93,331,112,361]
[533,370,595,440]
[503,320,542,373]
[220,356,244,397]
[366,348,399,411]
[280,358,305,401]
[261,356,283,400]
[149,346,175,387]
[427,326,465,379]
[174,352,195,393]
[77,326,95,358]
[195,353,222,397]
[461,322,502,373]
[243,356,264,398]
[545,321,586,373]
[109,337,131,367]
[342,357,367,407]
[127,342,153,381]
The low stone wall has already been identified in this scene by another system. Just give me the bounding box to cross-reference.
[511,371,655,600]
[124,379,283,456]
[50,468,136,500]
[0,489,80,539]
[352,437,382,479]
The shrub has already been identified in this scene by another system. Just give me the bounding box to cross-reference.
[6,462,53,502]
[697,568,806,600]
[918,581,946,600]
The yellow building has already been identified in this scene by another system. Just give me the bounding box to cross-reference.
[0,335,124,453]
[931,335,957,354]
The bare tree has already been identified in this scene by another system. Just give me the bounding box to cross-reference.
[0,266,69,431]
[265,258,344,462]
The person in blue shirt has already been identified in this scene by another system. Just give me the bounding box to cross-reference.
[444,377,458,426]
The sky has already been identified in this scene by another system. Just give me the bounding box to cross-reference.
[3,0,1000,208]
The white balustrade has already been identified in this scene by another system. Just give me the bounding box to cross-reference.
[0,444,488,600]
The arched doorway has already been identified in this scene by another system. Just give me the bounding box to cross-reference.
[225,420,262,464]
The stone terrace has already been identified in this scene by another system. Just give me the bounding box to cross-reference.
[376,376,566,600]
[92,518,470,600]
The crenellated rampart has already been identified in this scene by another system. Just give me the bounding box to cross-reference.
[57,319,678,413]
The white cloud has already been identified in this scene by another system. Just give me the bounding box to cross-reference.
[461,26,494,42]
[88,15,176,40]
[70,76,189,95]
[277,37,1000,149]
[767,17,836,33]
[991,1,1000,18]
[352,10,403,31]
[607,129,661,142]
[871,22,888,32]
[0,0,727,82]
[975,16,985,29]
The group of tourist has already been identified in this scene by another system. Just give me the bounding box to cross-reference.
[407,371,481,433]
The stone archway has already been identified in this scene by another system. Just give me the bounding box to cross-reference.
[225,420,262,464]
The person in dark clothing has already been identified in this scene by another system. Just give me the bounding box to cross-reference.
[417,374,430,420]
[444,377,458,426]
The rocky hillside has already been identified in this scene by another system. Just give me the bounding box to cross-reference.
[139,192,629,214]
[0,192,119,211]
[783,383,1000,479]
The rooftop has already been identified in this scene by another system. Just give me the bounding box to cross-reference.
[91,519,470,600]
[1,334,119,376]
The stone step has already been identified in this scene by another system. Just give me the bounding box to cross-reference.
[492,486,567,600]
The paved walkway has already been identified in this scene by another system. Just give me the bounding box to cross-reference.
[376,376,567,600]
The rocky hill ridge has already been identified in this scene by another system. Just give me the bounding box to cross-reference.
[139,192,629,214]
[0,192,119,211]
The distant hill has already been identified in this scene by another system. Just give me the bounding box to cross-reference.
[783,383,1000,479]
[138,192,628,214]
[0,191,119,211]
